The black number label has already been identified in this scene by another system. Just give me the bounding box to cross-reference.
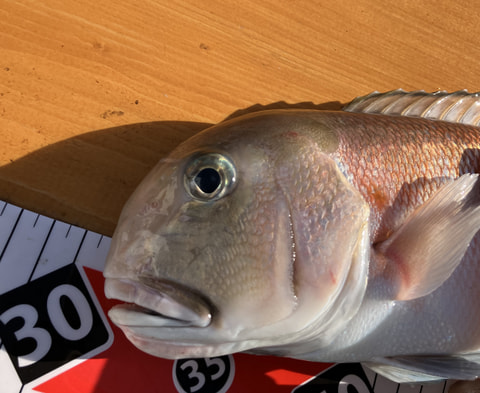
[173,355,235,393]
[0,263,109,384]
[293,363,374,393]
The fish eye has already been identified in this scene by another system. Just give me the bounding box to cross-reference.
[184,153,237,201]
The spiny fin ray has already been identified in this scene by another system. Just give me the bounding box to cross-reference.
[345,89,480,126]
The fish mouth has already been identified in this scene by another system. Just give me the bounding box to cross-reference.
[104,277,213,328]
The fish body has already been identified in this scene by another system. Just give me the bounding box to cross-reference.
[104,90,480,383]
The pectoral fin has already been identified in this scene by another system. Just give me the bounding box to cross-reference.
[365,361,443,383]
[366,354,480,383]
[378,174,480,301]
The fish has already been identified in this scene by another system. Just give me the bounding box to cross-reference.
[103,89,480,385]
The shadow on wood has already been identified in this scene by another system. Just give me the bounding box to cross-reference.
[0,101,344,235]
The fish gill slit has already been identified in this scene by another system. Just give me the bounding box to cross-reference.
[288,212,299,303]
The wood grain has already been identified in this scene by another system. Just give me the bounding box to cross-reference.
[1,0,480,235]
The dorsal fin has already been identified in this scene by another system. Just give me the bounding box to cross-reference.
[344,89,480,126]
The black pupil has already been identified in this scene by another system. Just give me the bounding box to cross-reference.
[195,168,221,194]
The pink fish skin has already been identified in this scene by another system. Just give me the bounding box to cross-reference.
[104,91,480,384]
[335,112,480,242]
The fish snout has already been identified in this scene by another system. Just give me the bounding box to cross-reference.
[104,276,213,328]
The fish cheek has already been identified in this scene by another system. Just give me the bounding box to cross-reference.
[158,179,297,330]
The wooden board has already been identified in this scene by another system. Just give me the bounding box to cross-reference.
[1,0,479,235]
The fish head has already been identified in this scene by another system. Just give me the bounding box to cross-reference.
[104,110,370,359]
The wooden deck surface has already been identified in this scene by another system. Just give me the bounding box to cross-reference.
[1,1,479,235]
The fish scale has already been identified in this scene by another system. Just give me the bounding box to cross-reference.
[333,113,480,241]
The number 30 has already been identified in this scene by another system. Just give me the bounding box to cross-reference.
[0,284,93,367]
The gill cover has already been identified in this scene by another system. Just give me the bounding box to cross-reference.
[256,128,371,352]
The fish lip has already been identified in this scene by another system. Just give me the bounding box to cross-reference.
[104,277,213,328]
